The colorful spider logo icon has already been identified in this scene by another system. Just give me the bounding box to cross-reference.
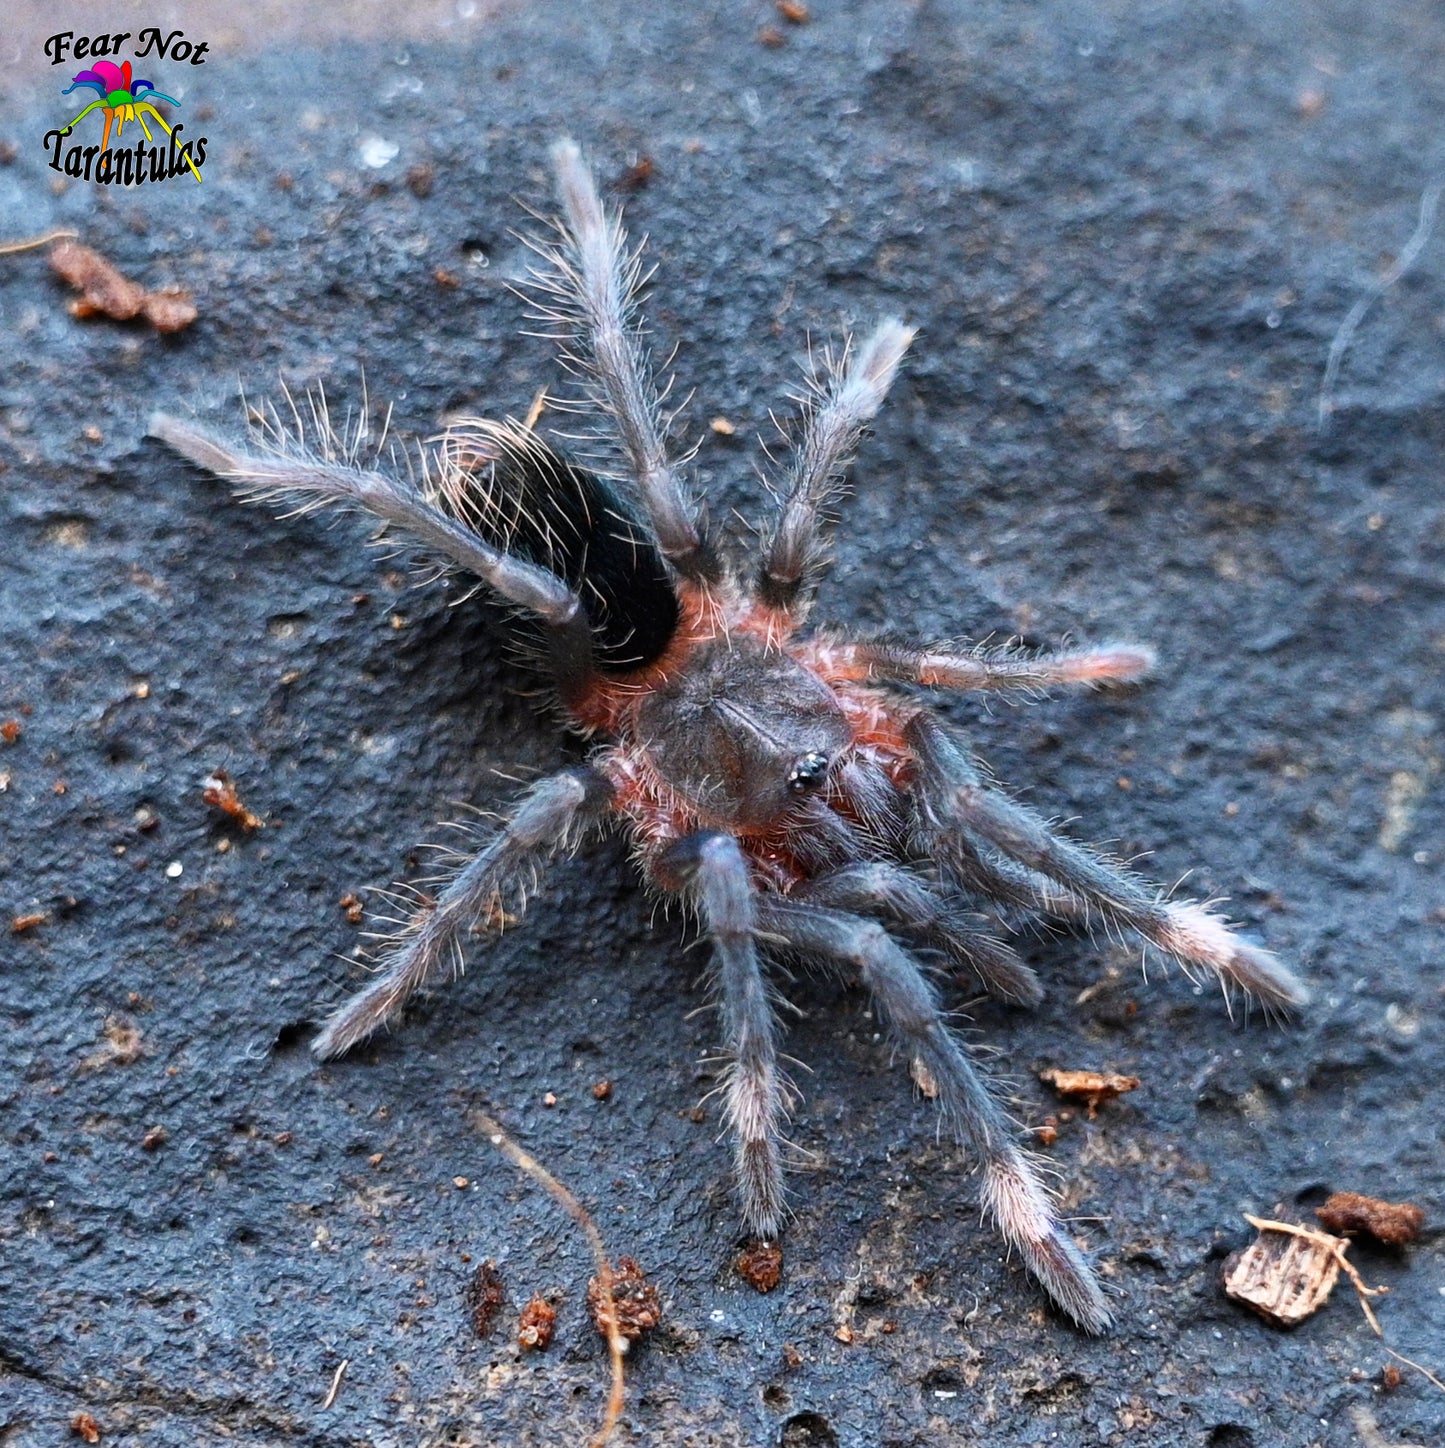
[61,60,202,183]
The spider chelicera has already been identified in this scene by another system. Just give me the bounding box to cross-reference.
[152,140,1307,1332]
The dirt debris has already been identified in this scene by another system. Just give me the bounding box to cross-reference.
[474,1109,627,1441]
[202,769,264,831]
[464,1260,505,1338]
[517,1293,557,1351]
[736,1240,783,1293]
[320,1358,349,1410]
[1315,1191,1425,1246]
[588,1257,662,1344]
[81,1014,147,1070]
[0,227,75,254]
[50,240,197,332]
[613,156,655,192]
[1349,1404,1429,1448]
[140,290,200,333]
[1223,1220,1341,1327]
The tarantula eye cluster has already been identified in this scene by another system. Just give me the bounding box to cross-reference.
[151,140,1306,1334]
[787,751,830,793]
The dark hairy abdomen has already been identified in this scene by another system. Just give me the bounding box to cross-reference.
[447,427,679,671]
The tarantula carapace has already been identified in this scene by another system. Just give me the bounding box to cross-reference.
[152,141,1307,1332]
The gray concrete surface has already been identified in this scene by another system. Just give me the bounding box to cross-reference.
[2,2,1442,1444]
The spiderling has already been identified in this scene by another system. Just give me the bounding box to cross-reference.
[149,139,1307,1334]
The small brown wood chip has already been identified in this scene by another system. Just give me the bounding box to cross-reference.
[1039,1067,1141,1118]
[1223,1213,1389,1331]
[1223,1221,1341,1327]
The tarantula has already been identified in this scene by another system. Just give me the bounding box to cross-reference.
[151,140,1307,1333]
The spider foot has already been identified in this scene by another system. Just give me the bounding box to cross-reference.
[1157,901,1309,1010]
[738,1138,786,1240]
[983,1154,1112,1335]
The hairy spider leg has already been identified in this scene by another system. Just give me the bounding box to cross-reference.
[757,320,916,615]
[930,826,1097,925]
[545,140,719,583]
[148,414,597,683]
[811,638,1158,693]
[805,664,1096,925]
[312,767,615,1059]
[905,714,1309,1009]
[797,861,1045,1007]
[657,832,789,1237]
[755,897,1112,1333]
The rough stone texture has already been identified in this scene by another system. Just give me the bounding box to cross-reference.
[2,3,1442,1445]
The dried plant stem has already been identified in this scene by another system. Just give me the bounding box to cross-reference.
[1386,1348,1445,1396]
[1318,182,1443,430]
[522,386,549,431]
[473,1110,627,1447]
[1243,1213,1387,1334]
[0,229,79,256]
[320,1358,349,1410]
